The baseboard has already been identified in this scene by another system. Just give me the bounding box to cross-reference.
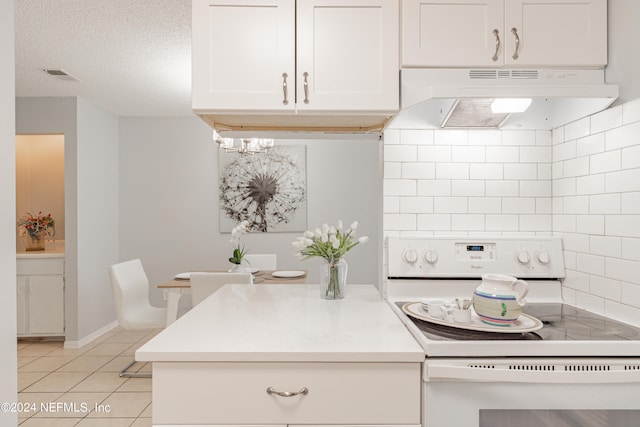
[63,321,119,349]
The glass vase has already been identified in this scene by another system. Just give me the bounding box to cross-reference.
[320,258,348,300]
[23,232,46,251]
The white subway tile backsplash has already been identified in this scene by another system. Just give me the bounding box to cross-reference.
[622,237,640,261]
[402,162,436,179]
[605,121,640,151]
[468,197,501,213]
[590,105,622,134]
[563,250,578,270]
[621,145,640,169]
[563,232,589,253]
[384,162,401,179]
[383,196,400,213]
[552,127,565,145]
[470,163,503,179]
[622,192,640,214]
[589,194,620,214]
[520,180,551,197]
[551,161,564,179]
[504,163,537,180]
[563,157,589,177]
[589,235,621,258]
[451,214,485,230]
[606,257,640,285]
[538,163,552,180]
[503,197,535,214]
[400,129,433,145]
[486,146,519,163]
[384,214,416,230]
[417,213,451,230]
[452,146,485,162]
[418,145,451,162]
[552,197,563,214]
[552,140,577,161]
[384,145,417,162]
[620,282,640,309]
[434,130,468,145]
[577,215,604,235]
[435,163,469,179]
[535,130,552,146]
[384,179,417,196]
[553,177,576,196]
[563,269,590,292]
[399,197,433,214]
[554,214,576,232]
[606,299,640,326]
[417,180,451,196]
[434,197,467,213]
[520,146,552,163]
[485,180,519,197]
[536,197,552,214]
[576,291,605,315]
[468,130,501,146]
[605,169,640,193]
[623,97,640,125]
[502,130,535,146]
[451,180,484,196]
[605,215,640,238]
[564,117,591,141]
[384,129,400,145]
[576,174,604,195]
[576,133,605,157]
[590,150,621,174]
[563,196,589,214]
[519,215,552,231]
[485,214,518,231]
[577,253,605,276]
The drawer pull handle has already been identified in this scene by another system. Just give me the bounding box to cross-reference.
[282,73,289,105]
[511,27,520,60]
[492,29,500,62]
[266,386,309,397]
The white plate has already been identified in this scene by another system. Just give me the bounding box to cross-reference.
[402,302,543,333]
[174,272,192,280]
[271,270,306,278]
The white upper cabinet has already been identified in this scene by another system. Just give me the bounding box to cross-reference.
[192,0,399,131]
[402,0,607,68]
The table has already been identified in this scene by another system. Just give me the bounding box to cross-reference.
[158,270,307,326]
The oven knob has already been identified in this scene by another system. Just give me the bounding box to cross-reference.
[536,250,550,265]
[516,250,530,264]
[402,249,418,264]
[424,249,438,264]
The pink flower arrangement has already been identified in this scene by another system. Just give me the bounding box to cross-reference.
[16,211,56,240]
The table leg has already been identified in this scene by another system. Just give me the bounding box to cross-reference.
[165,289,183,326]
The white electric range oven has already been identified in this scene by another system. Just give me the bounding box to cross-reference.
[384,236,640,427]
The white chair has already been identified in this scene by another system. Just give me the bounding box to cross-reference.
[109,259,167,378]
[242,254,277,271]
[190,272,253,307]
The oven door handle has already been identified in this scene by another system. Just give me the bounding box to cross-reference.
[427,364,640,384]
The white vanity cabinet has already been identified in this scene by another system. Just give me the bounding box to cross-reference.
[402,0,607,67]
[152,362,421,426]
[192,0,399,131]
[16,257,65,337]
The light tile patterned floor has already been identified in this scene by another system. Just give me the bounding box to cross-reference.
[17,328,161,426]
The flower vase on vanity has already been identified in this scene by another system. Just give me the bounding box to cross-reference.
[16,211,56,251]
[293,220,368,300]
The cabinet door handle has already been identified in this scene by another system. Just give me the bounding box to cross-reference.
[266,386,309,397]
[511,27,520,60]
[282,73,289,105]
[303,72,310,104]
[492,29,500,62]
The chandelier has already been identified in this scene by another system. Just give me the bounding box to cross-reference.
[213,130,274,154]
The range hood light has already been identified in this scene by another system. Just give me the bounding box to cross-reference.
[491,98,532,113]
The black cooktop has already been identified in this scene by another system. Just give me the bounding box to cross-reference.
[396,302,640,342]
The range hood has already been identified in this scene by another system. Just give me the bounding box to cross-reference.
[389,68,619,130]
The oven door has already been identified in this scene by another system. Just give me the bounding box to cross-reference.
[424,358,640,427]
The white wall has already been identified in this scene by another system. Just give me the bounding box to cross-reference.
[118,117,382,305]
[552,98,640,326]
[383,128,552,236]
[606,1,640,104]
[0,0,17,424]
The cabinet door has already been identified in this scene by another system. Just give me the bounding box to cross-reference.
[27,275,64,335]
[401,0,503,67]
[192,0,295,111]
[296,0,399,112]
[16,276,28,335]
[504,0,607,66]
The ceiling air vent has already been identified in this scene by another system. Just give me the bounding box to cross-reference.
[41,69,80,82]
[511,70,539,79]
[469,70,497,80]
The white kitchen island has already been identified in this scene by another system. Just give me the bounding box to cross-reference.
[136,283,424,426]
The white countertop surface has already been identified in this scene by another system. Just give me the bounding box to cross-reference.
[136,284,424,363]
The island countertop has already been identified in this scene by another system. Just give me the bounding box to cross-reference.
[136,284,424,363]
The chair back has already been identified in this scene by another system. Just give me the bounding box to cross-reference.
[109,259,166,329]
[242,253,277,270]
[190,272,253,306]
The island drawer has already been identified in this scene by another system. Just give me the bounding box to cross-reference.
[152,361,421,425]
[17,258,64,275]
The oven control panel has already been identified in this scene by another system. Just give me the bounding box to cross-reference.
[387,236,565,279]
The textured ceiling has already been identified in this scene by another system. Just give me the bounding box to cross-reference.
[15,0,192,117]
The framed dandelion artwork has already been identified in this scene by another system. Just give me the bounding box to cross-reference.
[218,145,307,233]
